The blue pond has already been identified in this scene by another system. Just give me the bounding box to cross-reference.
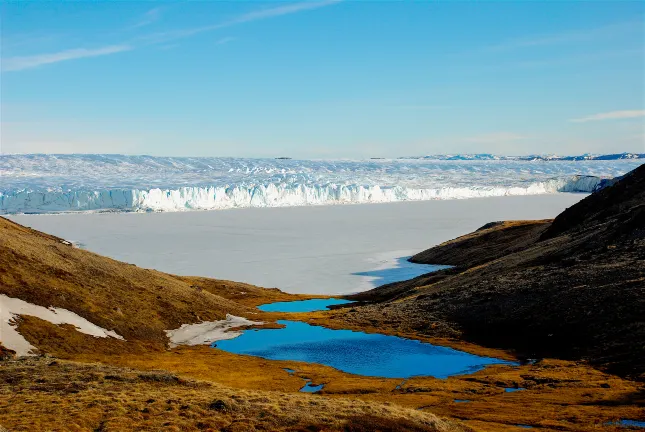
[610,420,645,428]
[257,298,353,313]
[352,258,452,287]
[505,387,525,392]
[300,382,324,393]
[216,320,514,379]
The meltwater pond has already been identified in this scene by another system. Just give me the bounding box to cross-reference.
[216,320,514,379]
[257,298,353,313]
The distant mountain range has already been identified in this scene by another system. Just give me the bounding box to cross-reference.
[400,152,645,161]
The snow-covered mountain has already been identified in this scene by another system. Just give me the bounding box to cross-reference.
[401,152,645,161]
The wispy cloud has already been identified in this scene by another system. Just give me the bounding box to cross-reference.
[0,33,62,51]
[225,0,341,25]
[464,132,529,143]
[2,1,341,72]
[487,20,643,52]
[570,110,645,123]
[137,0,341,46]
[511,48,642,69]
[215,37,236,46]
[132,7,164,29]
[2,45,132,72]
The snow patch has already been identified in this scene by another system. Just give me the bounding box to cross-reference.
[165,314,262,347]
[0,294,124,356]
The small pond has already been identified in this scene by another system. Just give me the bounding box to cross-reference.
[608,420,645,428]
[215,320,514,379]
[300,382,324,393]
[258,298,353,313]
[352,258,452,287]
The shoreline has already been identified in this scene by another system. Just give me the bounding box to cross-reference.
[0,190,591,217]
[7,194,586,295]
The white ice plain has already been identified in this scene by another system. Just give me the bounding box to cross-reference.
[8,194,586,295]
[1,155,639,213]
[165,315,263,347]
[0,294,124,356]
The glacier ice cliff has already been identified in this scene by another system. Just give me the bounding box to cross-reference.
[0,154,641,214]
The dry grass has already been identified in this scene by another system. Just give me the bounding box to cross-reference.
[2,217,644,431]
[0,217,310,353]
[178,276,325,308]
[0,357,466,432]
[434,220,551,245]
[65,346,645,432]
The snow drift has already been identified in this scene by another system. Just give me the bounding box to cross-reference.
[0,294,124,356]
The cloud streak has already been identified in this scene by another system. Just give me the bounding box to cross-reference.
[226,0,341,25]
[132,7,163,29]
[2,0,341,72]
[136,0,341,46]
[2,45,132,72]
[570,110,645,123]
[487,20,643,52]
[215,37,236,46]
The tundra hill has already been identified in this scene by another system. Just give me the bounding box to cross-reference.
[345,164,645,380]
[2,357,466,432]
[408,220,552,268]
[0,219,469,432]
[0,216,301,356]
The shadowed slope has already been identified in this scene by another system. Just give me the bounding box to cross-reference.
[343,165,645,379]
[409,220,552,268]
[541,163,645,240]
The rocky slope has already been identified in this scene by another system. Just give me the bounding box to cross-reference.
[409,220,552,268]
[347,164,645,380]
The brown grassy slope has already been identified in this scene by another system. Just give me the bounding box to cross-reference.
[0,217,302,351]
[0,357,466,432]
[339,164,645,379]
[176,276,327,308]
[409,220,552,267]
[71,346,645,432]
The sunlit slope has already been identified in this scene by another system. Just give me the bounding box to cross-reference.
[0,217,297,354]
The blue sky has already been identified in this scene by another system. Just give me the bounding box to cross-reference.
[1,0,644,158]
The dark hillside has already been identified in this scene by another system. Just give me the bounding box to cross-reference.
[409,220,551,268]
[542,163,645,240]
[344,164,645,379]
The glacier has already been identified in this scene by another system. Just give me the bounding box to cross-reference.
[0,154,642,214]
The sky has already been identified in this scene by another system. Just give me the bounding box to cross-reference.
[1,0,644,159]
